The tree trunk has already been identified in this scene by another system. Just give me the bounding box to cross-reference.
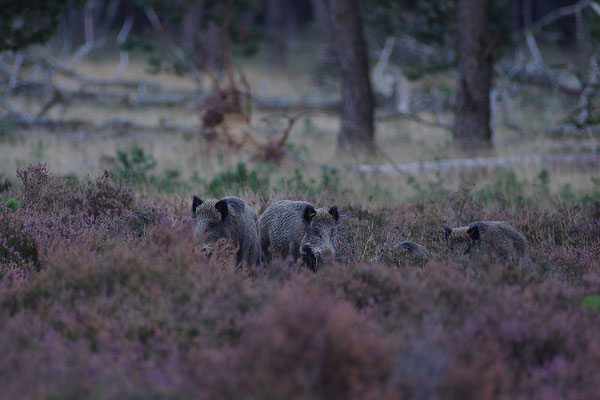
[182,1,203,56]
[575,7,589,79]
[311,0,332,38]
[454,0,493,150]
[328,0,375,153]
[267,0,286,65]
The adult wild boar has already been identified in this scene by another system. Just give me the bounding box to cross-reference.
[192,195,260,266]
[258,200,339,271]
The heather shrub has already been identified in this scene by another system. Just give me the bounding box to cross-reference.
[220,283,392,399]
[0,165,167,276]
[0,209,38,268]
[1,164,600,398]
[85,173,135,217]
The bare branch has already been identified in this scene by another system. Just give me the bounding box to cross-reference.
[36,87,65,118]
[116,15,134,77]
[376,112,452,130]
[330,153,600,175]
[529,0,591,35]
[9,53,23,88]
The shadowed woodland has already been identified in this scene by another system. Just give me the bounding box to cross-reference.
[1,0,600,398]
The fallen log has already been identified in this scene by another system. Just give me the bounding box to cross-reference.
[496,63,582,95]
[331,153,600,175]
[2,115,197,134]
[5,81,201,107]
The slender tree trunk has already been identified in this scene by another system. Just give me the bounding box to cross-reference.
[575,7,590,79]
[454,0,493,150]
[328,0,375,153]
[268,0,286,65]
[311,0,332,38]
[182,1,203,56]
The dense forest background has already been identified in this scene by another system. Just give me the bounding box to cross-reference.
[2,0,600,163]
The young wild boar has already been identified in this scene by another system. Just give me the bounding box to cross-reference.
[399,241,431,264]
[443,221,527,263]
[258,200,339,271]
[192,195,260,266]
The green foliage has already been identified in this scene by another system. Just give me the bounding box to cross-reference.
[30,139,48,160]
[475,168,526,208]
[277,169,318,195]
[115,145,157,183]
[130,0,264,75]
[0,0,85,51]
[406,173,448,201]
[581,295,600,311]
[114,145,188,193]
[118,36,154,53]
[579,177,600,204]
[362,0,457,45]
[276,167,343,196]
[319,167,340,193]
[206,163,269,198]
[587,4,600,43]
[0,198,19,212]
[362,0,513,77]
[533,169,550,196]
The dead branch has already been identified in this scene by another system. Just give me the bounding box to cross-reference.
[36,87,65,118]
[529,0,591,35]
[496,62,582,94]
[373,37,396,98]
[253,95,341,112]
[4,81,200,107]
[9,53,23,88]
[116,15,134,77]
[376,111,452,130]
[4,115,197,135]
[0,98,30,120]
[330,153,600,176]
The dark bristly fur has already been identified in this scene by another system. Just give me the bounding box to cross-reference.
[258,200,339,270]
[193,195,259,265]
[444,220,527,264]
[399,240,431,263]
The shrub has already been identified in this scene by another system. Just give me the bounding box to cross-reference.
[206,162,269,197]
[115,145,157,183]
[0,197,19,212]
[1,164,600,398]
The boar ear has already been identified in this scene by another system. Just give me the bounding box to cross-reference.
[443,225,452,238]
[467,225,480,241]
[303,205,316,223]
[192,195,203,215]
[328,206,339,222]
[215,199,229,221]
[400,241,416,253]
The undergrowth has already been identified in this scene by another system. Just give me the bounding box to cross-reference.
[1,163,599,398]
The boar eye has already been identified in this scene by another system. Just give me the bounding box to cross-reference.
[208,222,217,229]
[314,228,321,237]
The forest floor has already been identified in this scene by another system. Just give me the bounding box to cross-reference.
[1,45,599,202]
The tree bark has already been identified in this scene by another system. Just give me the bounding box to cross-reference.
[454,0,493,150]
[182,1,203,56]
[328,0,375,153]
[268,0,286,65]
[311,0,332,38]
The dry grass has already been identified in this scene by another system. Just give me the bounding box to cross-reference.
[1,48,598,201]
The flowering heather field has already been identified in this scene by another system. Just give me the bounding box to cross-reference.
[1,164,600,399]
